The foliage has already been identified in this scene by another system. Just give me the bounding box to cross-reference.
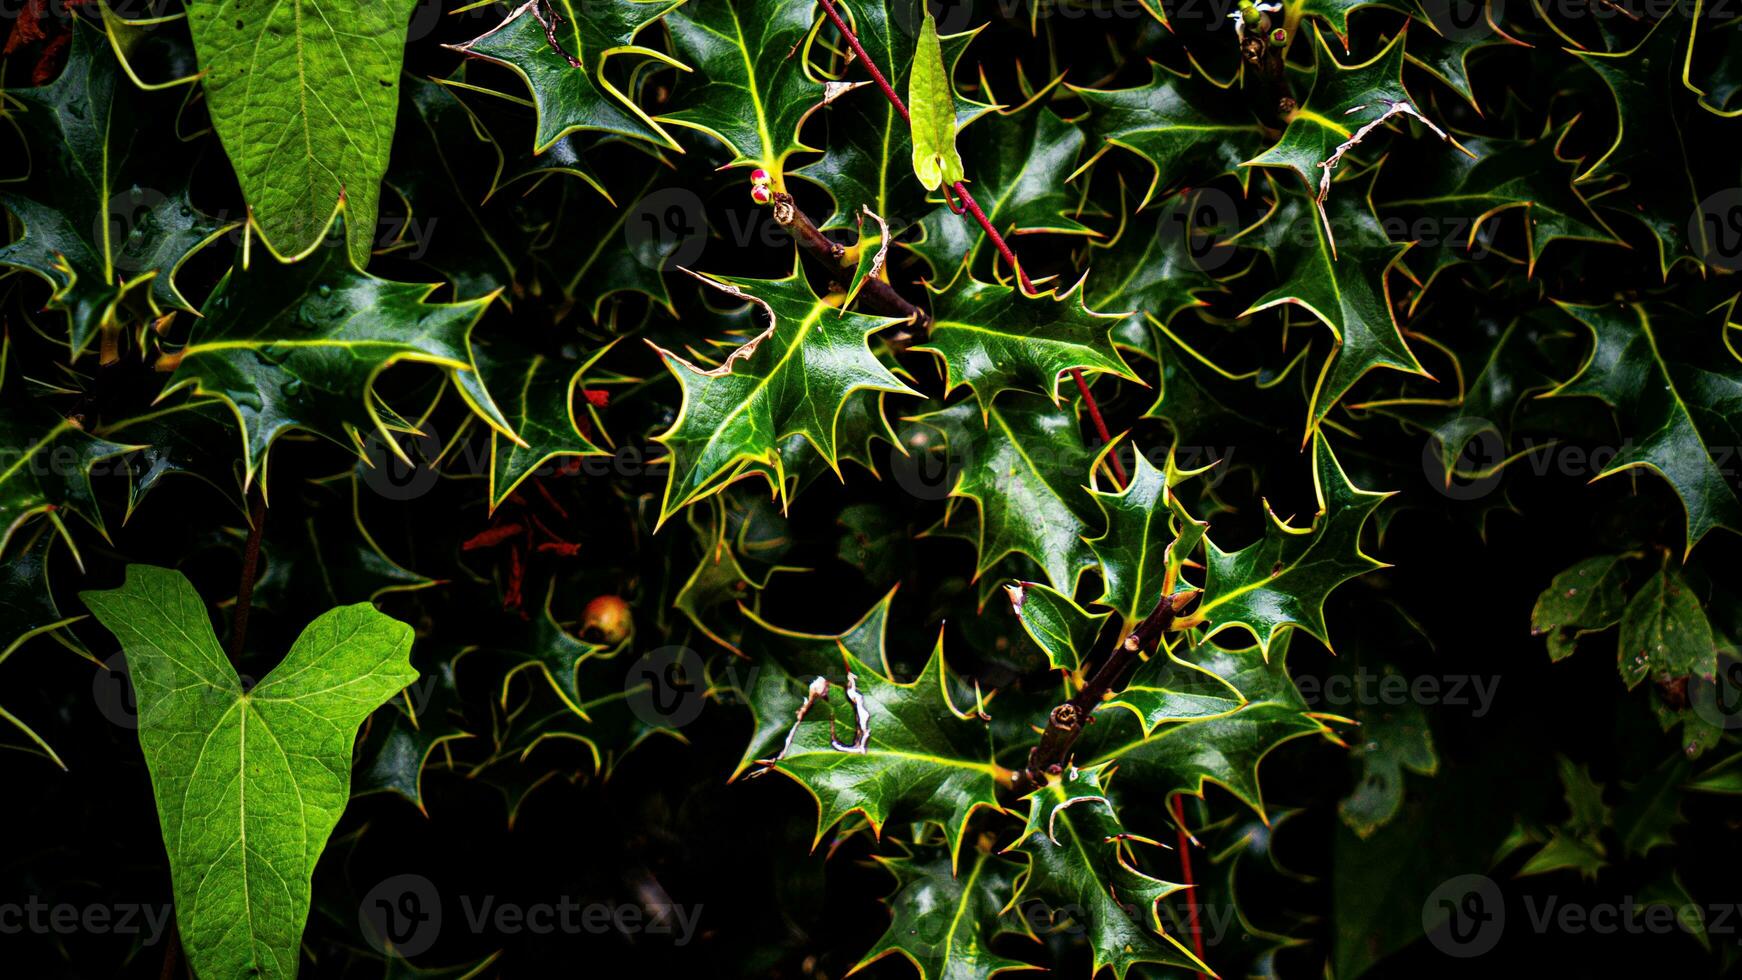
[2,1,1739,978]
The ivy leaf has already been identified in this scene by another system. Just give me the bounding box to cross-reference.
[908,397,1099,594]
[186,0,414,263]
[0,22,231,355]
[448,0,684,157]
[1544,300,1742,554]
[796,6,988,230]
[1243,177,1423,432]
[80,565,416,980]
[1618,560,1717,690]
[762,637,1006,867]
[647,264,917,525]
[1246,28,1413,190]
[1192,432,1390,656]
[1085,448,1208,628]
[1082,634,1331,816]
[914,275,1137,415]
[856,845,1037,980]
[1070,61,1263,208]
[659,0,823,181]
[1005,766,1208,979]
[1531,554,1634,662]
[908,12,966,191]
[1005,580,1109,674]
[475,340,611,511]
[908,106,1096,282]
[164,219,518,488]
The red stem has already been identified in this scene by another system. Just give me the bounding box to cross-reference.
[1171,795,1208,978]
[814,0,1126,487]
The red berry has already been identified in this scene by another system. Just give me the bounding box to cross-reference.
[750,168,771,185]
[750,184,773,204]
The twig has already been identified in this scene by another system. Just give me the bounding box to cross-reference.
[813,0,1126,485]
[229,488,267,663]
[769,192,930,330]
[1171,795,1208,979]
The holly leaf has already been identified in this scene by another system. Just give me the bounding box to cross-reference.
[0,22,231,355]
[731,585,895,778]
[1086,187,1233,349]
[856,845,1038,980]
[99,400,249,521]
[647,264,917,525]
[1245,27,1413,191]
[355,646,474,813]
[163,219,518,488]
[476,340,611,511]
[1544,299,1742,555]
[81,565,416,980]
[1005,580,1110,674]
[1085,448,1208,628]
[1243,177,1422,432]
[658,0,823,180]
[914,275,1137,415]
[906,397,1099,594]
[1618,560,1717,690]
[1192,432,1390,656]
[186,0,415,263]
[1099,637,1250,733]
[1004,766,1208,979]
[446,0,685,156]
[0,406,138,556]
[1070,60,1263,208]
[1531,554,1634,662]
[761,637,1006,867]
[0,526,74,767]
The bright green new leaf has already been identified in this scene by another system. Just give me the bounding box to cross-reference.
[908,12,966,192]
[81,565,416,980]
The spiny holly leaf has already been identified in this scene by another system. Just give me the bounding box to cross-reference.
[1100,636,1249,733]
[762,637,1006,866]
[1404,6,1526,107]
[730,585,895,778]
[1081,633,1331,816]
[99,400,249,521]
[186,0,414,264]
[647,264,916,525]
[1243,178,1422,433]
[1618,559,1717,690]
[1531,554,1634,662]
[1005,580,1109,673]
[476,340,611,511]
[446,0,683,156]
[908,105,1096,282]
[1245,27,1412,191]
[0,407,137,556]
[1572,11,1742,274]
[1085,448,1207,628]
[355,646,474,813]
[480,580,610,717]
[796,7,989,230]
[658,0,823,182]
[856,844,1038,980]
[0,22,231,355]
[1298,0,1409,45]
[0,527,72,767]
[907,397,1099,594]
[162,219,517,489]
[81,565,416,980]
[914,275,1137,415]
[1140,318,1311,452]
[1192,432,1390,656]
[1070,61,1263,208]
[672,498,802,652]
[1379,129,1621,279]
[1004,766,1208,979]
[536,166,685,320]
[1544,299,1742,555]
[1086,188,1233,350]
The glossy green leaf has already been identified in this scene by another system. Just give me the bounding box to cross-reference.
[908,12,966,192]
[1085,448,1207,628]
[1004,579,1109,673]
[856,845,1037,980]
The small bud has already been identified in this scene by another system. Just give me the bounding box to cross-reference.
[749,168,771,186]
[750,184,773,205]
[1269,27,1288,46]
